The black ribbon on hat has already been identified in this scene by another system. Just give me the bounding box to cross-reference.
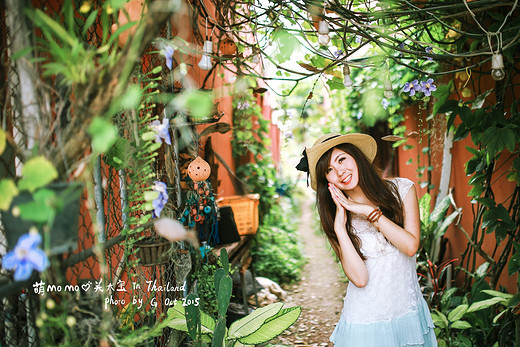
[295,148,310,186]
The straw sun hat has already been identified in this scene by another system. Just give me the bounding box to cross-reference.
[296,133,377,191]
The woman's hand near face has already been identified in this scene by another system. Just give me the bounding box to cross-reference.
[328,183,373,216]
[327,182,369,287]
[328,183,347,231]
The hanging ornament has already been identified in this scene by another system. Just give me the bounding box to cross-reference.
[220,36,237,57]
[343,64,353,87]
[187,156,211,182]
[491,53,505,81]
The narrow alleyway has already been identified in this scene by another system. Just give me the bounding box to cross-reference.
[274,193,346,346]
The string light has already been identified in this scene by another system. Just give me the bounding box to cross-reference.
[383,77,393,98]
[343,64,353,87]
[318,20,330,45]
[198,19,213,71]
[198,41,213,70]
[491,53,505,81]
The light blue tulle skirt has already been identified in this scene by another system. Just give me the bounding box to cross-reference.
[330,297,437,347]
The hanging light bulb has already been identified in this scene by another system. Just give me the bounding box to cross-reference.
[198,40,213,71]
[343,64,353,87]
[383,77,393,98]
[318,20,330,45]
[491,53,505,81]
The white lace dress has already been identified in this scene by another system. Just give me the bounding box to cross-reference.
[330,177,437,346]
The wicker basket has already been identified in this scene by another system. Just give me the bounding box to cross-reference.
[135,236,170,266]
[217,194,260,235]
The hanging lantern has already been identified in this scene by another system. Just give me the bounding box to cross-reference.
[491,53,505,81]
[220,37,237,57]
[187,157,211,182]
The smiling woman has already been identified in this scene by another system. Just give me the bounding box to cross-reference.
[296,133,437,347]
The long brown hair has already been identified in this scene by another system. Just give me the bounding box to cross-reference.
[316,143,404,260]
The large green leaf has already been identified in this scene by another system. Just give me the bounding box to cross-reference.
[217,275,233,317]
[0,179,18,211]
[228,302,283,339]
[237,306,301,345]
[447,304,468,322]
[166,303,215,334]
[434,209,460,239]
[18,156,58,192]
[431,83,452,116]
[88,117,117,155]
[451,320,472,330]
[272,29,299,63]
[467,297,505,312]
[18,188,57,224]
[211,317,227,347]
[481,290,513,301]
[220,248,230,274]
[431,310,448,329]
[508,246,520,277]
[419,192,431,225]
[430,195,450,222]
[185,294,202,340]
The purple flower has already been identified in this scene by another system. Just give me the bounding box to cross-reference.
[152,181,168,218]
[237,101,250,110]
[420,78,437,96]
[403,80,421,96]
[425,47,433,61]
[160,46,175,70]
[381,98,389,110]
[2,232,49,281]
[334,50,344,58]
[355,36,362,44]
[150,118,171,145]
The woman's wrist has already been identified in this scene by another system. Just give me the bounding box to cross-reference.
[367,206,383,224]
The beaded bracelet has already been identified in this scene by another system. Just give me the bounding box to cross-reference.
[367,207,383,223]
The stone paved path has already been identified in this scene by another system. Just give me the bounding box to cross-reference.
[273,194,347,346]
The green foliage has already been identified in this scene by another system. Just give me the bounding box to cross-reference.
[192,251,235,319]
[166,287,301,346]
[231,84,270,159]
[166,249,301,346]
[431,279,520,347]
[236,158,277,221]
[17,156,58,193]
[418,192,461,261]
[251,196,305,284]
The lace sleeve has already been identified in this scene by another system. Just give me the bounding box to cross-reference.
[392,177,414,200]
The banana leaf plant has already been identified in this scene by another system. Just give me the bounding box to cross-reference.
[166,249,301,346]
